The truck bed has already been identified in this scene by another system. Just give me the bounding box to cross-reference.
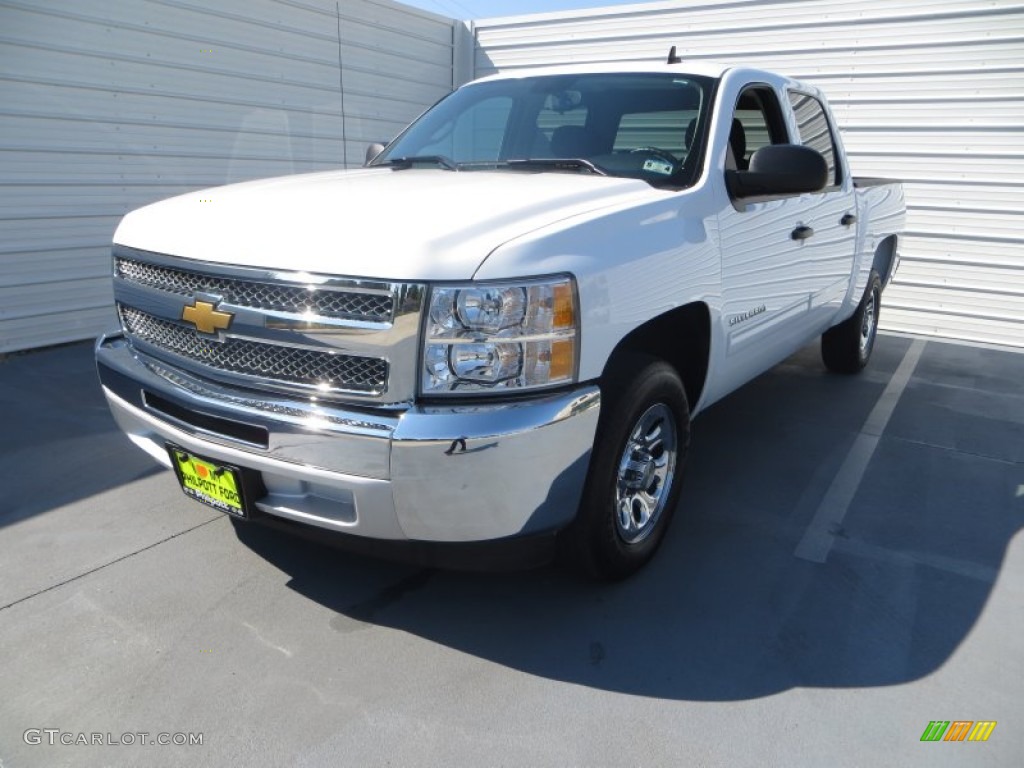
[853,176,901,188]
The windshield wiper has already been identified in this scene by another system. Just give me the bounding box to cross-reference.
[381,155,459,171]
[504,158,608,176]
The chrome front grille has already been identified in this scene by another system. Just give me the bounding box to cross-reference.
[120,305,389,395]
[112,247,424,403]
[115,256,393,322]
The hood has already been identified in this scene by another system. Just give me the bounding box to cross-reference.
[113,168,653,281]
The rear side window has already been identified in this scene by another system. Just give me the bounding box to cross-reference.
[788,92,840,186]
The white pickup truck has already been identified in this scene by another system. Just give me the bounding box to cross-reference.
[96,59,905,579]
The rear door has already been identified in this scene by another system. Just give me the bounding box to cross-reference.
[785,89,858,330]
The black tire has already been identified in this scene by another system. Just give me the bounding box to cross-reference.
[562,354,691,581]
[822,270,881,374]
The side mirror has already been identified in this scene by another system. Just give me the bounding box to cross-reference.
[727,144,827,198]
[364,142,387,166]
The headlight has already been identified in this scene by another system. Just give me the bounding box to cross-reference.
[421,276,578,396]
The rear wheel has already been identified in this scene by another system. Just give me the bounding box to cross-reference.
[563,354,690,580]
[822,270,881,373]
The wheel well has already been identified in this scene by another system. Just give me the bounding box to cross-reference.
[873,235,898,288]
[601,302,711,409]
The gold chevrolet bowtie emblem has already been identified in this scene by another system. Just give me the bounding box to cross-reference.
[182,300,233,334]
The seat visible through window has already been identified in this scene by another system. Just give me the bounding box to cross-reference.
[550,125,599,158]
[729,119,748,170]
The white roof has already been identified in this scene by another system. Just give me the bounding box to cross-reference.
[470,60,734,85]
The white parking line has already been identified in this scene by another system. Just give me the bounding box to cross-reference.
[794,339,927,563]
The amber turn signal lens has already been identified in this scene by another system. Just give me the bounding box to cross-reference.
[552,283,575,330]
[549,339,575,381]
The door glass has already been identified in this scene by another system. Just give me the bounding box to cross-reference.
[788,92,840,185]
[730,88,788,170]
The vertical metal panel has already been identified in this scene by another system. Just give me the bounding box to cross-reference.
[472,0,1024,348]
[0,0,455,352]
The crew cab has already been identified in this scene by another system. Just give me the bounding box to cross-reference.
[96,59,905,579]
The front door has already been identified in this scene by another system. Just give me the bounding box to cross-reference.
[716,85,855,386]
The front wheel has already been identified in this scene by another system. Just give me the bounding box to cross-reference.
[562,355,690,580]
[822,270,881,373]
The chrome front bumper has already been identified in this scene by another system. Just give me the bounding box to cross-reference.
[96,334,600,543]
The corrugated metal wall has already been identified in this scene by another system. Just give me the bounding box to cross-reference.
[5,0,1020,352]
[472,0,1024,348]
[0,0,455,353]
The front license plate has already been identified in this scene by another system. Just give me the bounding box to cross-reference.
[167,445,248,518]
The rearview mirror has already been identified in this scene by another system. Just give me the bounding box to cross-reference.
[727,144,827,198]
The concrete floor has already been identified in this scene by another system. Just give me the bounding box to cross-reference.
[0,334,1021,767]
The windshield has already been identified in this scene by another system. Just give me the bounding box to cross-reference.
[372,72,714,188]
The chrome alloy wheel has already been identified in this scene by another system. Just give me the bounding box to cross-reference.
[859,285,878,356]
[614,403,678,544]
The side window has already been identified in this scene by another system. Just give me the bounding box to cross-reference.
[729,87,789,170]
[788,92,840,186]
